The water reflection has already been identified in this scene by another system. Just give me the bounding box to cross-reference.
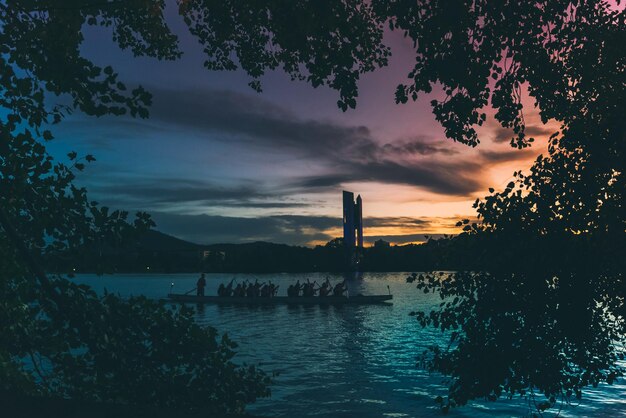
[72,272,624,417]
[195,302,205,315]
[410,270,625,416]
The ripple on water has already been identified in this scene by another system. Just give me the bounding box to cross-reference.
[72,272,626,418]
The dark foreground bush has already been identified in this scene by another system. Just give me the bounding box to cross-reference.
[0,391,262,418]
[0,273,270,416]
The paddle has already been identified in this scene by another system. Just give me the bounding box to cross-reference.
[169,282,197,296]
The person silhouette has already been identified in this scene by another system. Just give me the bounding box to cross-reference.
[196,273,206,296]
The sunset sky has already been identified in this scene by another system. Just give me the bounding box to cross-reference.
[47,10,557,246]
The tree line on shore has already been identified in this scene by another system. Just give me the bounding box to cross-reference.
[44,229,490,274]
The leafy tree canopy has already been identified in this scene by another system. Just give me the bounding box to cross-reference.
[1,0,624,415]
[394,1,625,413]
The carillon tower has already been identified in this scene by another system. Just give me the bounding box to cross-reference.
[343,191,363,267]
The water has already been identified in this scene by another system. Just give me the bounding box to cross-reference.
[73,273,626,417]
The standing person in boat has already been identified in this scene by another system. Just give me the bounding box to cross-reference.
[333,280,347,297]
[196,273,207,296]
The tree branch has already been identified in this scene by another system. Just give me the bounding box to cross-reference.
[0,204,58,299]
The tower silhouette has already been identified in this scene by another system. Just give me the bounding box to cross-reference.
[343,191,363,267]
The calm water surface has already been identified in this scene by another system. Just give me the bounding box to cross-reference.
[73,273,625,417]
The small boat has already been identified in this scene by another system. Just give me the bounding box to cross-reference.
[166,293,393,305]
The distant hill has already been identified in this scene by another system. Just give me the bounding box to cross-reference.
[138,230,202,252]
[204,241,307,251]
[139,231,306,252]
[50,228,480,274]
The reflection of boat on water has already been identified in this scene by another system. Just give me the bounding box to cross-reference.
[167,294,392,305]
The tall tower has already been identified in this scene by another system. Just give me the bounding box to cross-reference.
[355,194,363,248]
[343,191,364,253]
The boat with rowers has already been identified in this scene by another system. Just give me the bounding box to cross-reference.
[167,293,392,305]
[167,277,392,305]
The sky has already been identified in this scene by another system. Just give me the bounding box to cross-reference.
[46,7,558,247]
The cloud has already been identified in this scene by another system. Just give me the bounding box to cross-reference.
[58,86,502,233]
[149,212,455,246]
[365,233,449,245]
[366,217,428,227]
[478,148,537,163]
[351,160,484,195]
[289,158,486,196]
[150,212,337,245]
[61,87,489,197]
[382,139,459,156]
[95,178,258,203]
[147,88,378,159]
[492,124,556,144]
[142,87,485,196]
[90,178,308,209]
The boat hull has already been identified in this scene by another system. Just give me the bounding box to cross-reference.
[167,294,392,305]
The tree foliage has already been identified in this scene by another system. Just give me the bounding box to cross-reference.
[0,126,270,413]
[1,0,624,415]
[376,0,624,148]
[0,0,360,413]
[397,1,625,414]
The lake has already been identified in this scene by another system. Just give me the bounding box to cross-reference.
[73,272,626,418]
